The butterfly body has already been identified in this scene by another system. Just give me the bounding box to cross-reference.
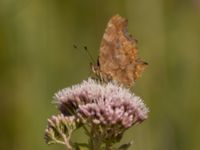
[93,15,147,87]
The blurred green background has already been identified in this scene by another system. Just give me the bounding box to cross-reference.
[0,0,200,150]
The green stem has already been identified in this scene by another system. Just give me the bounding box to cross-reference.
[62,132,72,150]
[105,142,112,150]
[91,136,101,150]
[57,128,72,150]
[90,127,102,150]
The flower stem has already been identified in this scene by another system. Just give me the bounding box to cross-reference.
[62,133,72,150]
[91,137,101,150]
[105,142,112,150]
[90,127,102,150]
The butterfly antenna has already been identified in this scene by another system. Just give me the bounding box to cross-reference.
[83,46,96,64]
[73,44,96,64]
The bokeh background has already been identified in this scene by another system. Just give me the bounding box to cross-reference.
[0,0,200,150]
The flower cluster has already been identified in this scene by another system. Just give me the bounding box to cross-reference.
[45,78,148,149]
[44,114,77,148]
[54,78,148,129]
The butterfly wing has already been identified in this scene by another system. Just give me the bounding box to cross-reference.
[98,15,147,86]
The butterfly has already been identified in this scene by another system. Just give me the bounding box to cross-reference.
[92,14,148,87]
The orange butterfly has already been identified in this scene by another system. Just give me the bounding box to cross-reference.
[92,15,147,87]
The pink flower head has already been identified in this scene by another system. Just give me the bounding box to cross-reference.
[54,78,148,128]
